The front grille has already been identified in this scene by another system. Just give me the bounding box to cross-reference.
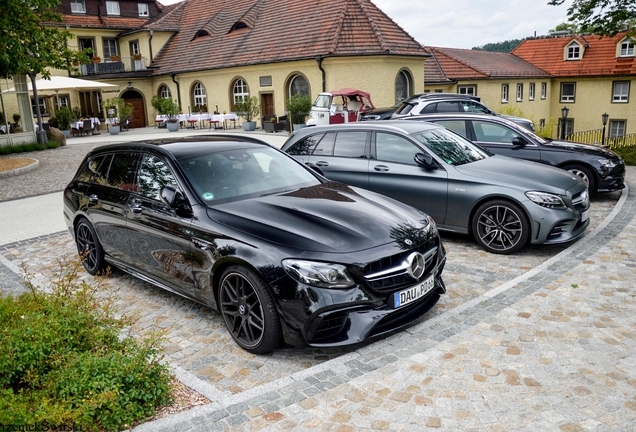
[547,222,569,241]
[363,240,438,293]
[312,312,348,342]
[571,189,589,212]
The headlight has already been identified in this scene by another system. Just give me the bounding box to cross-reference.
[598,158,617,169]
[525,191,567,209]
[282,260,355,289]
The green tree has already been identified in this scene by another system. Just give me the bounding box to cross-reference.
[0,0,89,143]
[549,22,581,33]
[548,0,635,36]
[472,39,525,52]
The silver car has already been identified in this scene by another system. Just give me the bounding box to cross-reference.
[283,121,590,254]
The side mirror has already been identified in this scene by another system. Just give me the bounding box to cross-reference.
[414,152,436,168]
[512,136,527,146]
[160,186,191,214]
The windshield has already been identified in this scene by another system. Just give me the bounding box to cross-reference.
[412,128,489,166]
[394,102,415,115]
[178,147,320,204]
[313,94,332,109]
[504,118,549,144]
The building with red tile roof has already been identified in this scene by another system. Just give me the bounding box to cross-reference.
[425,33,635,138]
[37,0,430,129]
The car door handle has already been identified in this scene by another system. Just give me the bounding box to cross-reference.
[88,194,99,204]
[315,161,329,167]
[373,165,390,172]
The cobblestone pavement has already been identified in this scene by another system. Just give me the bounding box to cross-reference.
[1,133,634,430]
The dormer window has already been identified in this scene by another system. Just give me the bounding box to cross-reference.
[620,39,634,57]
[193,30,209,40]
[138,3,149,17]
[566,42,581,60]
[106,1,120,15]
[70,0,86,13]
[230,22,248,33]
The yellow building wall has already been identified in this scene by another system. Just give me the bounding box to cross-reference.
[550,78,635,135]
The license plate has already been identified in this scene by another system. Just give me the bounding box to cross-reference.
[393,274,435,309]
[581,209,589,222]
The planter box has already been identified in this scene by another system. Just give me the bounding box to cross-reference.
[263,121,286,133]
[166,122,180,132]
[108,125,120,135]
[242,121,257,131]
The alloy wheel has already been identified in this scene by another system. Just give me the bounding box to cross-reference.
[220,272,266,349]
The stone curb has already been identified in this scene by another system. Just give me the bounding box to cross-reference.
[0,158,39,178]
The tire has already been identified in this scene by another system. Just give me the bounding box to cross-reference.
[75,218,107,275]
[472,200,530,254]
[563,164,596,193]
[219,265,282,354]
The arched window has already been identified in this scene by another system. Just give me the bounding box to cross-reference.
[288,74,309,97]
[395,70,412,104]
[232,78,249,104]
[159,85,171,99]
[193,82,207,108]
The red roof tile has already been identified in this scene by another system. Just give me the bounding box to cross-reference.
[428,47,551,80]
[512,33,636,77]
[150,0,429,76]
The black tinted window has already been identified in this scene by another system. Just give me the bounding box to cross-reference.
[137,155,178,201]
[420,103,437,114]
[461,101,491,113]
[107,153,139,191]
[287,133,323,155]
[395,102,415,115]
[93,154,112,185]
[313,132,336,156]
[333,132,368,158]
[76,155,107,183]
[435,102,460,113]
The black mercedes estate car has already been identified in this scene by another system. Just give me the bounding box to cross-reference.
[63,136,446,354]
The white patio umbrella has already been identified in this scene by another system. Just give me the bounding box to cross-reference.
[2,75,118,109]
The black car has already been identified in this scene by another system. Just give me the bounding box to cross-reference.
[407,113,626,193]
[63,136,446,354]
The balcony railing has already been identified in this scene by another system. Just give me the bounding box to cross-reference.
[80,56,148,75]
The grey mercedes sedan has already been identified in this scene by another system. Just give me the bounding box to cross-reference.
[282,121,590,254]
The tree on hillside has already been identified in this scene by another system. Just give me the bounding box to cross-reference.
[0,0,89,142]
[549,22,581,33]
[548,0,635,36]
[472,39,525,53]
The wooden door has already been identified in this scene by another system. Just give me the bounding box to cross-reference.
[262,93,274,117]
[129,99,146,128]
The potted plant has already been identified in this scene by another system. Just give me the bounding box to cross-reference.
[109,54,120,62]
[12,113,22,132]
[162,98,182,132]
[52,106,76,138]
[285,94,312,131]
[234,96,260,131]
[104,97,133,135]
[132,53,142,61]
[92,56,101,63]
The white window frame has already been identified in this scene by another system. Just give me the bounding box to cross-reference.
[32,97,48,116]
[70,0,86,13]
[193,82,207,107]
[159,85,171,99]
[53,95,69,108]
[609,120,626,138]
[458,85,477,96]
[567,43,580,60]
[106,1,120,15]
[560,82,576,102]
[529,83,535,100]
[613,82,629,102]
[541,82,547,99]
[501,84,509,103]
[138,3,149,16]
[620,39,635,57]
[232,79,249,105]
[516,84,523,101]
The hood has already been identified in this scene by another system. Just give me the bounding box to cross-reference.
[455,155,583,193]
[207,183,434,253]
[544,139,622,160]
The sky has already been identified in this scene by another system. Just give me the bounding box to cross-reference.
[158,0,574,50]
